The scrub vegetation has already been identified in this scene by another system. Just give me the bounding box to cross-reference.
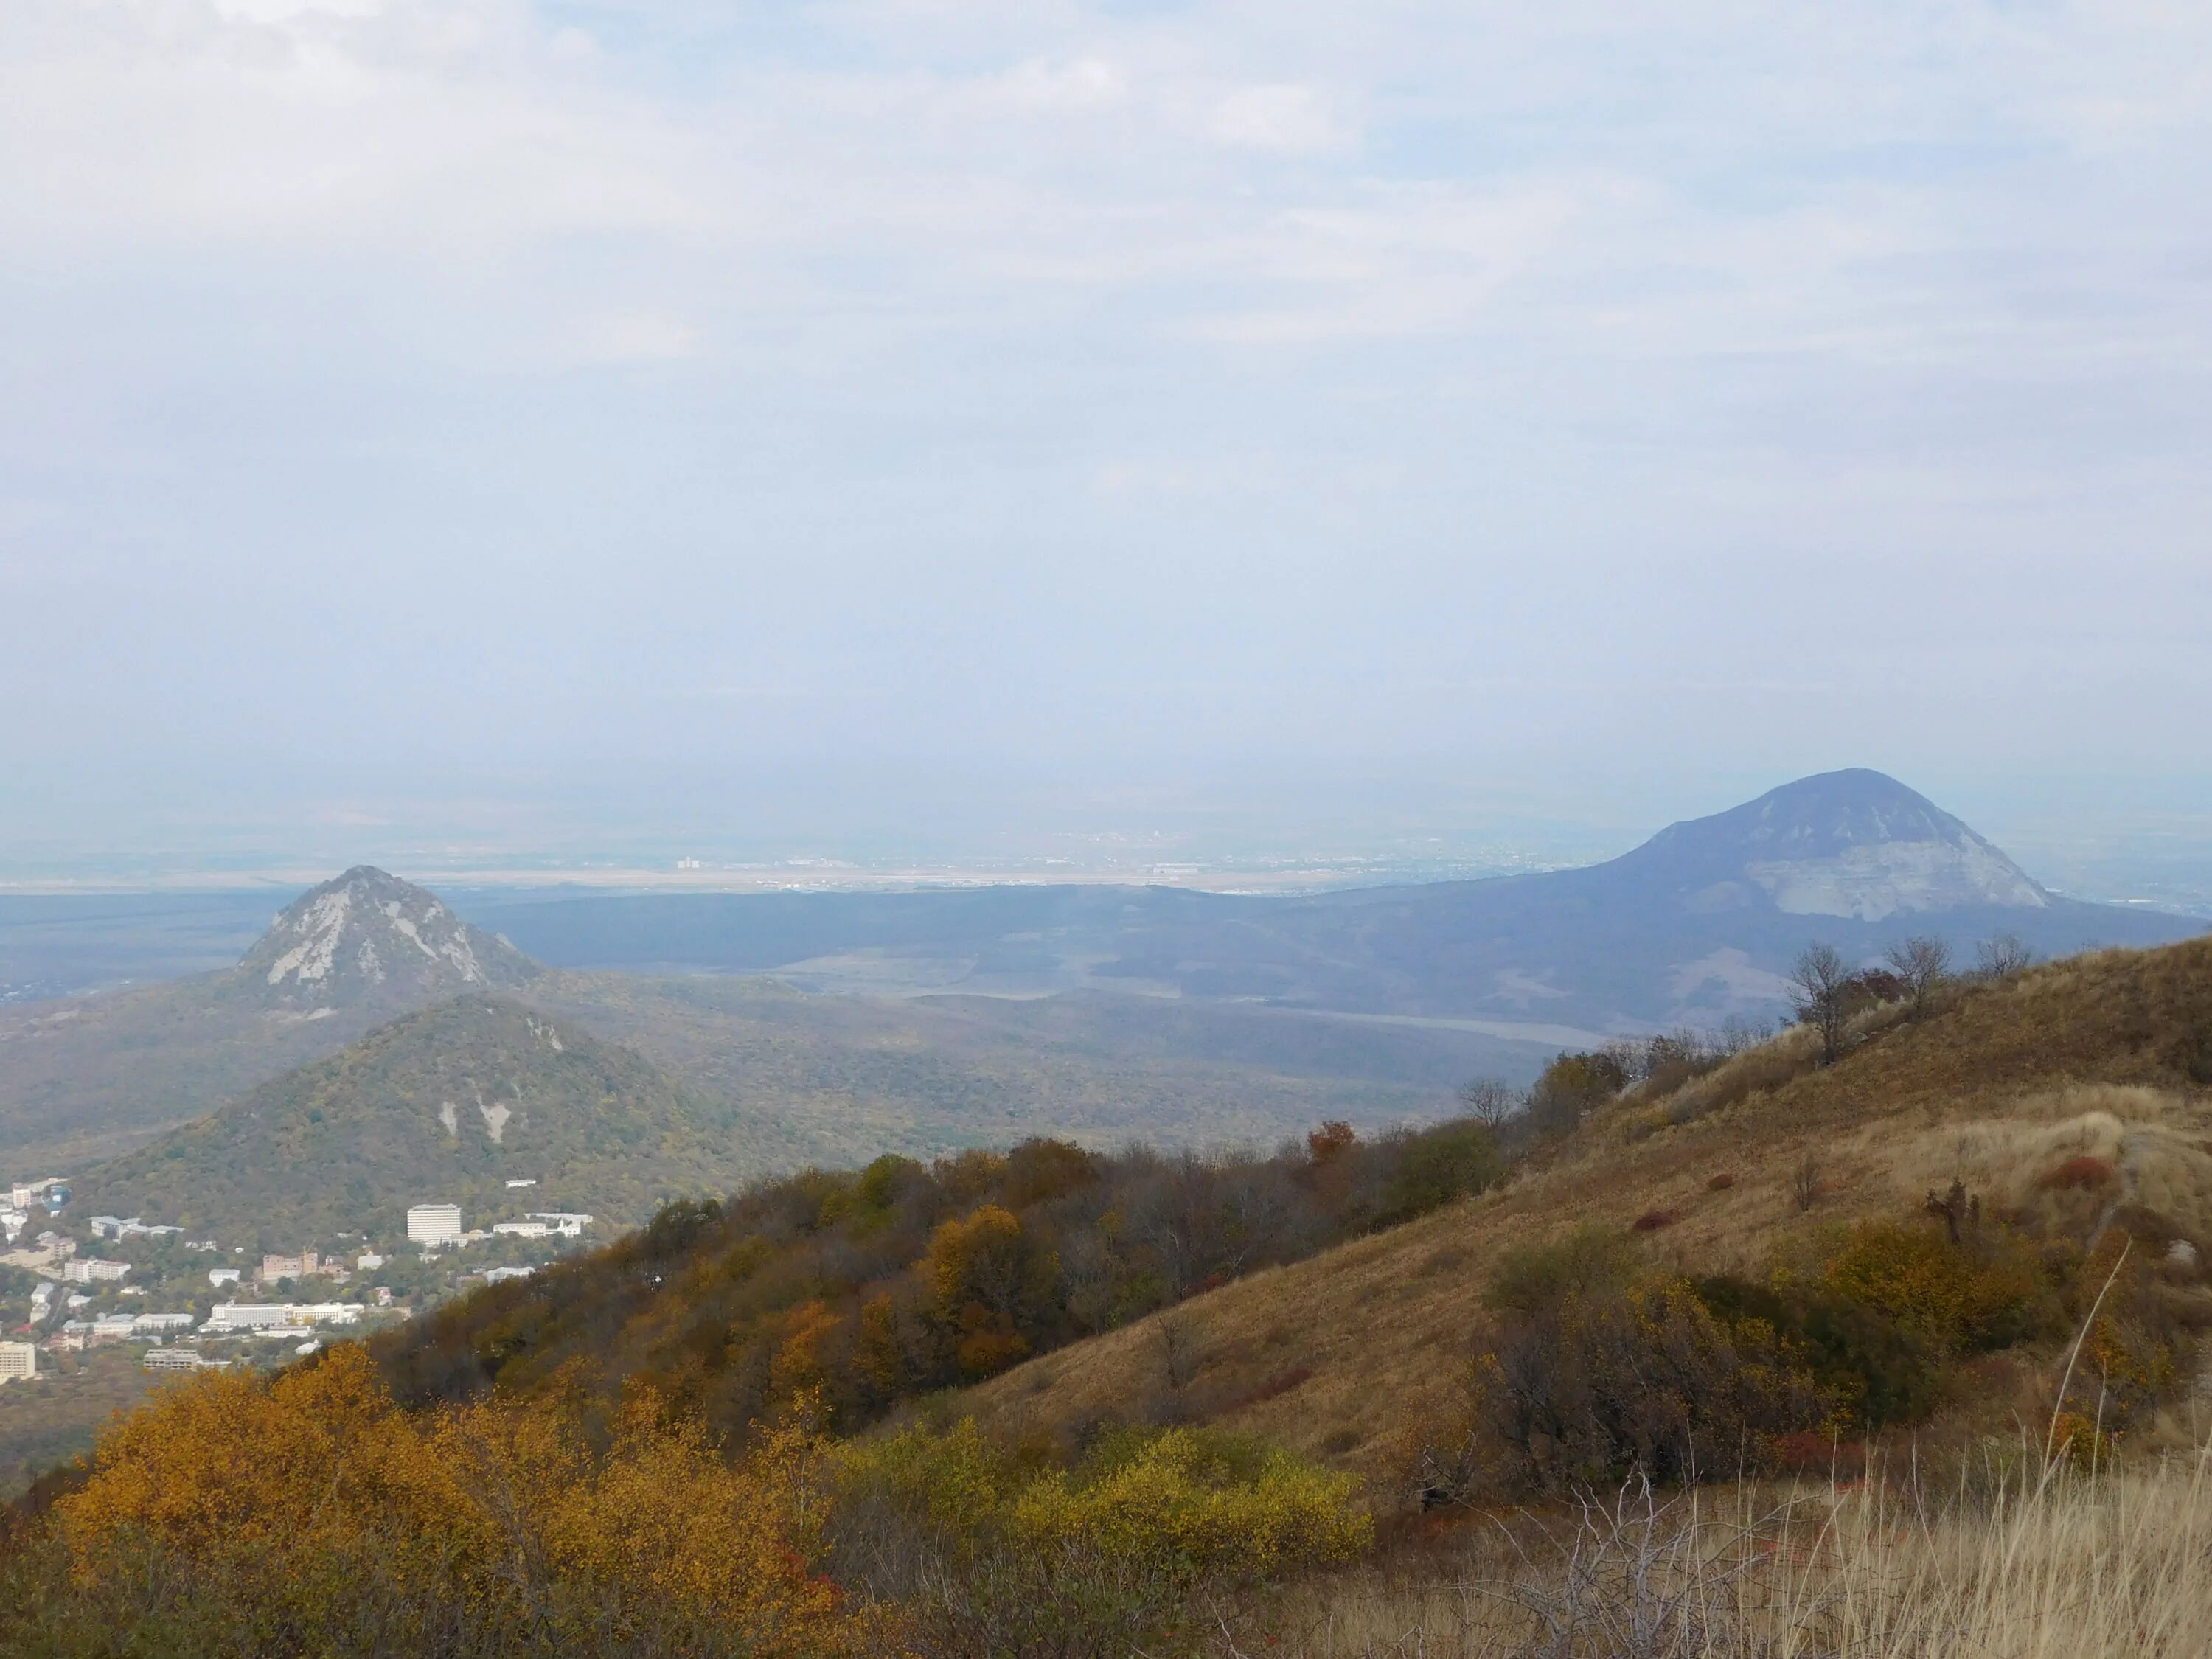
[6,934,2212,1655]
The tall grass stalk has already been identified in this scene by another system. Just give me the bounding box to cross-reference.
[1218,1447,2212,1658]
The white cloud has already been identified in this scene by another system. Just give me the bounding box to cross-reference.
[3,0,2211,793]
[566,313,698,364]
[1208,83,1343,153]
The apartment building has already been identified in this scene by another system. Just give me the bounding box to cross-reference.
[407,1203,463,1244]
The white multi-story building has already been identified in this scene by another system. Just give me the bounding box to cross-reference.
[209,1267,241,1287]
[357,1251,385,1271]
[91,1315,139,1343]
[504,1179,537,1189]
[526,1213,594,1237]
[482,1266,534,1284]
[133,1312,196,1334]
[492,1221,551,1239]
[203,1302,364,1333]
[0,1208,27,1243]
[63,1257,130,1284]
[0,1341,35,1382]
[407,1203,462,1244]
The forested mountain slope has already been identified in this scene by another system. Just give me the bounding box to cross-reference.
[65,998,779,1249]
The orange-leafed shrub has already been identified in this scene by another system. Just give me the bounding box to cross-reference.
[1771,1430,1866,1480]
[2038,1155,2118,1192]
[919,1204,1060,1380]
[1307,1121,1360,1163]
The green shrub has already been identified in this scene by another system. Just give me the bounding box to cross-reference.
[1377,1121,1504,1224]
[1484,1226,1638,1315]
[1691,1275,1943,1428]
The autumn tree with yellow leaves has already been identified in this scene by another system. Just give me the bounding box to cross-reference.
[5,1346,891,1658]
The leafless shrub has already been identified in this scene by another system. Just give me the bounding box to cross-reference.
[1790,945,1853,1067]
[1790,1154,1823,1213]
[1460,1078,1523,1131]
[1158,1307,1205,1394]
[1882,935,1952,1019]
[1489,1479,1826,1659]
[1975,932,2039,980]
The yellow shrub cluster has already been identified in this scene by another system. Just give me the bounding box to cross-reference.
[48,1344,888,1657]
[832,1417,1371,1580]
[1821,1221,2041,1351]
[1010,1427,1372,1579]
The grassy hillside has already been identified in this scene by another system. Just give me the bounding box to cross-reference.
[951,938,2212,1469]
[65,997,788,1250]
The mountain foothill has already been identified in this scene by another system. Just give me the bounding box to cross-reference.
[11,769,2205,1251]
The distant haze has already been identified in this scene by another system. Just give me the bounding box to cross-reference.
[2,4,2208,887]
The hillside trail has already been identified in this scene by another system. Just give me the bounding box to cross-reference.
[2090,1129,2154,1245]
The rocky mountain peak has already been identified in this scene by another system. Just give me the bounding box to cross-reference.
[1621,768,2050,922]
[233,866,540,1009]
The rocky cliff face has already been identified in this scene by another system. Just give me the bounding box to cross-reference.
[234,867,540,1009]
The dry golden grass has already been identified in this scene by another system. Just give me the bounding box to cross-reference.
[956,939,2212,1481]
[1220,1451,2212,1657]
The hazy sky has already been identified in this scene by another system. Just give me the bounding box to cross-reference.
[4,1,2209,863]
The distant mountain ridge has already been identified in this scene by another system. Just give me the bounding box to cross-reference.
[237,866,539,1010]
[0,869,546,1170]
[470,770,2204,1033]
[1605,769,2049,921]
[3,773,2203,1176]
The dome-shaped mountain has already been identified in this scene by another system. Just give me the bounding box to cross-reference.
[66,996,751,1248]
[234,866,540,1010]
[1609,768,2050,921]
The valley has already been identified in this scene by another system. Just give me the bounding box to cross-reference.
[3,771,2211,1652]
